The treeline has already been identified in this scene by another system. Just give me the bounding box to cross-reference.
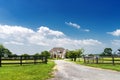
[21,50,50,57]
[0,44,50,57]
[84,48,120,57]
[100,48,120,56]
[66,47,120,62]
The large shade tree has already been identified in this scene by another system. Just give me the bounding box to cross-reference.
[100,48,112,56]
[66,49,84,61]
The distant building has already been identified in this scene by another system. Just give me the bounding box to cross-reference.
[49,47,67,59]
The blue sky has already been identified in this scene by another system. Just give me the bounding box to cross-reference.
[0,0,120,54]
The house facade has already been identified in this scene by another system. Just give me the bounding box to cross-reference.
[49,47,67,59]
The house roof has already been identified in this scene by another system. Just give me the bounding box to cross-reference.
[49,47,65,53]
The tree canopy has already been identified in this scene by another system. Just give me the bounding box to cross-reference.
[0,44,12,56]
[66,49,84,61]
[100,48,112,56]
[21,53,30,57]
[33,53,40,56]
[41,51,50,58]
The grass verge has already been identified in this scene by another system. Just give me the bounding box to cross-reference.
[68,59,120,71]
[0,61,55,80]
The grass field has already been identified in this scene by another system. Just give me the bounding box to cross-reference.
[0,61,55,80]
[76,61,120,71]
[69,58,120,71]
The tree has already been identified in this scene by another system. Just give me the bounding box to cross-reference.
[33,53,40,56]
[21,53,30,59]
[0,44,12,56]
[67,49,84,61]
[100,48,112,56]
[99,52,105,56]
[41,51,50,58]
[21,53,30,56]
[12,54,18,57]
[3,48,12,55]
[75,49,84,57]
[67,51,75,61]
[0,44,4,53]
[88,54,94,56]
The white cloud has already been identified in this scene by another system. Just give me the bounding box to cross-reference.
[44,38,102,47]
[107,29,120,36]
[0,24,103,54]
[84,29,90,32]
[0,24,34,35]
[65,22,80,29]
[37,26,65,37]
[0,24,34,42]
[111,40,120,46]
[4,41,24,45]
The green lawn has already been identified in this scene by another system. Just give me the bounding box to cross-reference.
[69,58,120,71]
[76,61,120,71]
[0,61,55,80]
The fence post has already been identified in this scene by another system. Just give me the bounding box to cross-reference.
[96,57,98,64]
[20,56,22,66]
[34,56,36,64]
[93,57,94,63]
[102,57,104,63]
[83,56,86,63]
[112,55,115,65]
[45,56,48,64]
[0,55,1,67]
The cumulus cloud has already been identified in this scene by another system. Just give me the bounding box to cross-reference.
[0,24,103,54]
[65,22,80,29]
[37,26,65,37]
[107,29,120,36]
[0,24,34,42]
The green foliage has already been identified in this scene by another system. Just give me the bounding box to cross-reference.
[100,48,112,56]
[33,53,40,56]
[99,52,106,56]
[0,44,12,56]
[41,51,50,58]
[21,53,30,57]
[67,51,75,58]
[88,54,94,56]
[12,54,18,57]
[21,54,30,59]
[66,49,84,61]
[74,58,120,71]
[76,49,84,57]
[104,48,112,55]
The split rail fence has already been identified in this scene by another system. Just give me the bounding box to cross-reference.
[83,56,120,65]
[0,55,47,67]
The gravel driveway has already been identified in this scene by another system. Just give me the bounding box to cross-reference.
[50,60,120,80]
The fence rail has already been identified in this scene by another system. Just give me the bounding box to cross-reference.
[83,56,120,65]
[0,55,47,67]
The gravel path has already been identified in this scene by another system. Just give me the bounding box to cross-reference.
[50,60,120,80]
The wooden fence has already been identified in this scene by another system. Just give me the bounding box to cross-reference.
[83,56,120,65]
[0,55,47,67]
